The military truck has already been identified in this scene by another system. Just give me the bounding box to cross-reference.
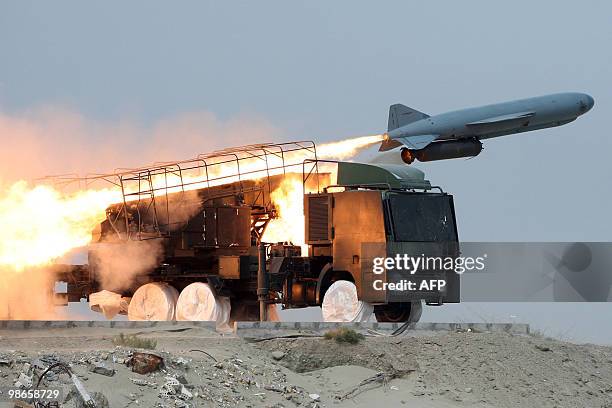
[54,141,459,322]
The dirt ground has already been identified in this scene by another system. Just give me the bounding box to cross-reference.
[0,326,611,408]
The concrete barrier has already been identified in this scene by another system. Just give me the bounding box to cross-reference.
[232,321,529,339]
[0,320,217,330]
[0,320,529,336]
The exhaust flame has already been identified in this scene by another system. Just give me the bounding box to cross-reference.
[261,175,307,252]
[0,182,120,270]
[258,135,385,250]
[317,134,383,159]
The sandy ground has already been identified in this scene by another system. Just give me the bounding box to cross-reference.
[0,326,611,408]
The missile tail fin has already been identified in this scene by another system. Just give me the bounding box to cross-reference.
[379,138,403,152]
[388,104,430,132]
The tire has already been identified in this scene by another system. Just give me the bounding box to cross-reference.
[127,282,179,321]
[321,280,374,322]
[374,301,423,323]
[176,282,231,329]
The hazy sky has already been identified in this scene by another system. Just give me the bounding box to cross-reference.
[1,1,610,343]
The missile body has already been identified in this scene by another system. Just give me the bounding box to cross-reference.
[380,93,594,164]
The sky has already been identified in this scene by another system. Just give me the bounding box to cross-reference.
[1,1,611,343]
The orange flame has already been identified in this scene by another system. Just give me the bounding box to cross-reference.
[0,135,382,272]
[316,134,383,159]
[0,182,120,270]
[261,174,309,253]
[260,135,382,251]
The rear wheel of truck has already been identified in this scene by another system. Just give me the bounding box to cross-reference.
[175,282,231,329]
[127,282,179,321]
[321,280,374,322]
[374,301,423,323]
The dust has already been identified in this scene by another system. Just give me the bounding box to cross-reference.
[89,240,164,293]
[0,267,56,319]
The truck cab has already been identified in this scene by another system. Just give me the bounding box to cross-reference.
[290,161,460,321]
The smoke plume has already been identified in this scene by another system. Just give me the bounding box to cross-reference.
[0,106,283,318]
[0,107,282,188]
[89,240,164,293]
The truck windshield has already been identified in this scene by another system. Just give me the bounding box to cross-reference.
[387,193,457,242]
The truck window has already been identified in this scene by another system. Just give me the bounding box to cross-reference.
[388,193,457,242]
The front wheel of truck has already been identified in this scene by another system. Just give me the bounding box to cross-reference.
[374,301,422,323]
[321,280,374,322]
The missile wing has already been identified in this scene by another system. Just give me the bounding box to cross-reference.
[466,111,535,126]
[465,111,535,134]
[394,134,438,150]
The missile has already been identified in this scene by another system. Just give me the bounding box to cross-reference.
[380,92,595,164]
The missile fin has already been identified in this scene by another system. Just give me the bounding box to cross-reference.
[379,138,403,151]
[388,104,430,131]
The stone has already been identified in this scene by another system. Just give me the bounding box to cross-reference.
[89,362,116,377]
[15,373,33,388]
[271,351,286,361]
[180,385,193,399]
[130,378,149,386]
[309,393,321,402]
[75,391,109,408]
[0,359,13,367]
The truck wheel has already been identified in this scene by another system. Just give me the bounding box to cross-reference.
[374,301,422,323]
[175,282,231,329]
[321,280,373,322]
[127,282,179,321]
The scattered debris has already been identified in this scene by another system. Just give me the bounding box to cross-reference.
[74,391,110,408]
[338,371,393,400]
[130,378,154,387]
[535,344,552,352]
[173,356,192,369]
[15,372,33,388]
[309,393,321,401]
[89,362,115,377]
[1,329,611,407]
[176,373,188,385]
[188,349,216,362]
[0,357,13,367]
[129,352,164,374]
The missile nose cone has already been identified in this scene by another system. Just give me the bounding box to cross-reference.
[579,94,595,114]
[585,94,595,111]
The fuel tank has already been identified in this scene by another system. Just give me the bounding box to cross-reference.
[402,139,483,163]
